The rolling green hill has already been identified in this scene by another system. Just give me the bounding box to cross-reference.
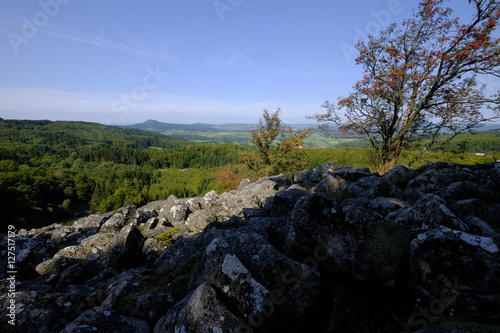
[0,119,243,229]
[0,119,189,149]
[125,119,500,149]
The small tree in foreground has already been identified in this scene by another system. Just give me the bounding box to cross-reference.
[312,0,500,167]
[213,109,312,191]
[240,108,313,177]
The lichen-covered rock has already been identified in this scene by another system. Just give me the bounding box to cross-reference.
[142,238,170,267]
[294,161,335,189]
[1,236,58,280]
[216,178,278,220]
[35,256,79,275]
[105,224,145,271]
[100,205,139,233]
[313,174,346,195]
[409,226,500,324]
[286,193,410,283]
[344,174,393,199]
[138,208,158,224]
[185,209,216,232]
[387,194,469,233]
[329,165,372,181]
[153,282,246,333]
[265,188,308,219]
[158,195,189,225]
[185,197,203,212]
[72,213,109,232]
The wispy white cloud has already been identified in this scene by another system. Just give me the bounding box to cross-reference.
[45,24,180,62]
[0,16,180,62]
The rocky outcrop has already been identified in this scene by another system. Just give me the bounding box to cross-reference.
[1,161,499,332]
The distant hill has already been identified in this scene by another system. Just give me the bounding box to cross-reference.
[122,120,324,145]
[0,119,189,149]
[123,119,321,133]
[476,122,500,132]
[123,119,222,133]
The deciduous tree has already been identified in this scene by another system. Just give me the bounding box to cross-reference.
[312,0,500,166]
[241,108,312,176]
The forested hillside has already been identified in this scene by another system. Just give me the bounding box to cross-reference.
[0,119,249,230]
[1,119,498,231]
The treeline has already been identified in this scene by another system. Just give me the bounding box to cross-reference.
[0,120,250,229]
[1,119,498,230]
[0,144,249,230]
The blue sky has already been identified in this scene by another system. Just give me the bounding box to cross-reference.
[0,0,497,125]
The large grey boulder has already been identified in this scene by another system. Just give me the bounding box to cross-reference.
[185,209,216,232]
[198,223,321,331]
[100,205,139,233]
[153,282,245,333]
[142,238,171,267]
[216,178,278,220]
[158,195,189,226]
[387,194,469,233]
[105,224,145,271]
[286,193,411,282]
[409,226,500,324]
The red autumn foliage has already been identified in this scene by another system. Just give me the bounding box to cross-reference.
[312,0,500,166]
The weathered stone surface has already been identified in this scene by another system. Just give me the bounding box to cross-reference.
[158,195,189,225]
[409,226,500,324]
[295,161,335,187]
[387,194,469,233]
[313,174,347,194]
[138,208,158,224]
[60,307,150,333]
[345,174,393,199]
[100,205,139,233]
[1,236,58,280]
[330,165,372,181]
[266,188,308,218]
[382,164,416,189]
[201,190,219,209]
[35,256,79,275]
[2,161,499,332]
[142,217,159,232]
[185,209,216,232]
[286,193,410,282]
[185,197,203,212]
[216,178,278,220]
[105,224,145,271]
[154,282,245,333]
[142,238,171,267]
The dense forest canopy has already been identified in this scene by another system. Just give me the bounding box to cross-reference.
[0,119,249,230]
[0,119,498,231]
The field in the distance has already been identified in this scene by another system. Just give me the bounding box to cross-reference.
[124,119,367,148]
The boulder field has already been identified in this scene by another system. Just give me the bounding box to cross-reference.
[1,161,499,332]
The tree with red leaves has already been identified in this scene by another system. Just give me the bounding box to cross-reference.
[312,0,500,166]
[213,109,311,192]
[241,108,312,176]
